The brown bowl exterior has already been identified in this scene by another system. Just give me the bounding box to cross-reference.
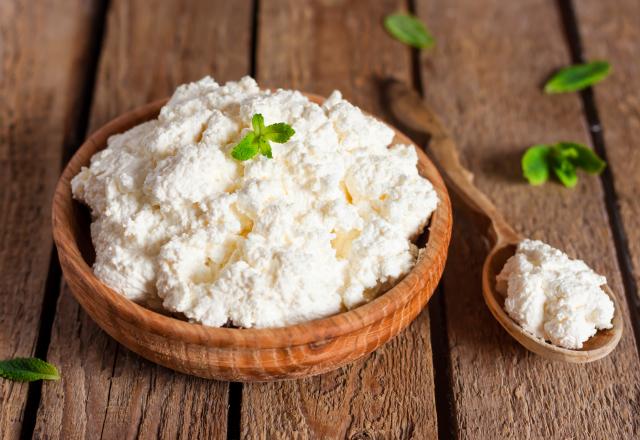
[52,96,452,381]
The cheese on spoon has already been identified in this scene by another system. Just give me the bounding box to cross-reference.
[496,239,614,349]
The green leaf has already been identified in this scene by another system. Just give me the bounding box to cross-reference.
[0,357,59,382]
[522,145,551,185]
[231,132,259,161]
[384,13,435,49]
[521,141,607,187]
[550,153,578,188]
[251,113,265,135]
[230,114,294,161]
[556,142,606,174]
[553,142,579,160]
[544,61,611,94]
[263,123,295,143]
[258,138,272,158]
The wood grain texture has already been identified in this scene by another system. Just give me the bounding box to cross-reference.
[0,0,100,438]
[35,0,253,437]
[242,0,441,438]
[241,312,435,439]
[415,0,640,437]
[575,1,640,304]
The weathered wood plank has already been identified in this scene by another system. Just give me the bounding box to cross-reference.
[415,0,640,437]
[575,0,640,317]
[34,1,254,438]
[242,1,439,438]
[0,0,101,438]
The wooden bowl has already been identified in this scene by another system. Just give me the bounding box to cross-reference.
[52,95,452,381]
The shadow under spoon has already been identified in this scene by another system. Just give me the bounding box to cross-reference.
[385,80,623,363]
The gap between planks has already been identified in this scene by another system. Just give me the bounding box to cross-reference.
[225,2,260,438]
[427,289,457,440]
[226,382,243,440]
[19,1,112,438]
[557,0,640,357]
[408,0,458,440]
[406,0,457,438]
[19,248,62,439]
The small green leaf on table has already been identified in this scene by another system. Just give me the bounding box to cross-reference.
[0,357,60,382]
[556,142,606,174]
[550,153,579,188]
[544,61,611,94]
[522,145,552,185]
[384,13,435,49]
[521,142,606,188]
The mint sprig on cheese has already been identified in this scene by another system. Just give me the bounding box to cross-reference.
[231,113,295,161]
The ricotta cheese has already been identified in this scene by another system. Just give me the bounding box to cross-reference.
[72,76,438,328]
[496,239,614,349]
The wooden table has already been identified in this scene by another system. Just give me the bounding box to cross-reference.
[1,0,639,438]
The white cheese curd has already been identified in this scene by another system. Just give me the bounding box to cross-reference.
[496,239,614,349]
[72,76,439,328]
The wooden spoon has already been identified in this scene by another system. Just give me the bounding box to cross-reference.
[385,80,623,363]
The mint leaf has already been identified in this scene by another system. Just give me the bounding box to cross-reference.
[522,145,551,185]
[521,141,606,187]
[557,142,606,174]
[384,13,435,49]
[258,137,272,159]
[263,123,295,143]
[0,357,60,382]
[230,114,294,161]
[231,132,259,161]
[553,142,580,160]
[544,61,611,94]
[252,113,265,135]
[550,155,578,188]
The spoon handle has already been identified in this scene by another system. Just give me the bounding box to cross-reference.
[386,81,519,244]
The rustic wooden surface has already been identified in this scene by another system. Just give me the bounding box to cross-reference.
[33,0,252,438]
[0,0,101,438]
[1,0,639,438]
[416,0,640,437]
[576,0,640,326]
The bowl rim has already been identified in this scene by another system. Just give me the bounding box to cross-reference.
[52,94,452,349]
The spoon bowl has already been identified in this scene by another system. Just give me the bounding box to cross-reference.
[482,241,624,363]
[386,79,624,363]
